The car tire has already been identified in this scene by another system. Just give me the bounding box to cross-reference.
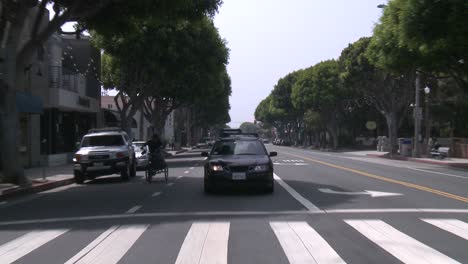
[121,162,130,181]
[74,170,85,184]
[265,181,274,193]
[204,179,213,194]
[130,159,136,178]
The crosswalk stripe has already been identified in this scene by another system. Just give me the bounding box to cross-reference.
[270,222,345,264]
[0,229,68,264]
[175,222,230,264]
[346,219,460,264]
[422,219,468,240]
[65,225,148,264]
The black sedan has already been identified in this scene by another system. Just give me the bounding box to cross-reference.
[201,136,277,193]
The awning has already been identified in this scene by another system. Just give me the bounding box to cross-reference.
[16,92,43,114]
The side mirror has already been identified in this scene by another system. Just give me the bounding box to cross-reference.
[269,151,277,157]
[201,152,209,157]
[75,142,81,149]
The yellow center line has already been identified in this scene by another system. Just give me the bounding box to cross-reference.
[284,152,468,203]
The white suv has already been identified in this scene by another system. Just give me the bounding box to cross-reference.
[73,128,136,183]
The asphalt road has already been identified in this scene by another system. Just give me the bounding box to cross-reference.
[0,145,467,264]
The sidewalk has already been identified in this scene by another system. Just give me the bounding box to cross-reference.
[342,150,468,169]
[0,164,74,201]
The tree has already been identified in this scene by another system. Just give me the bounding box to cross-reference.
[0,0,222,184]
[291,60,345,149]
[374,0,468,91]
[341,37,414,154]
[239,122,260,134]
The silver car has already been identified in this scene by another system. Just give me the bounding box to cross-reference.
[133,141,149,170]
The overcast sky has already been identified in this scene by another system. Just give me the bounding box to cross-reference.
[213,0,386,128]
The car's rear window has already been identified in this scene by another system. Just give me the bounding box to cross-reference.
[211,140,266,155]
[81,135,124,147]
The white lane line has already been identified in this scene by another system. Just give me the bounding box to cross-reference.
[346,219,460,264]
[2,209,468,226]
[408,167,468,180]
[0,201,6,206]
[65,225,148,264]
[422,219,468,240]
[270,222,345,264]
[184,171,189,174]
[190,167,195,170]
[152,192,161,197]
[177,176,183,180]
[0,229,68,263]
[167,182,174,187]
[126,205,142,214]
[175,222,229,264]
[274,173,322,213]
[64,225,119,264]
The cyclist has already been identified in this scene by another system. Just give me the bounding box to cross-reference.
[141,134,165,170]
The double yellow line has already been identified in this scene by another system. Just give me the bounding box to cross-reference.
[285,152,468,203]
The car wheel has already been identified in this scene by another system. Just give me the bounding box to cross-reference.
[74,170,85,184]
[265,181,274,193]
[204,179,213,194]
[130,159,137,178]
[121,162,130,181]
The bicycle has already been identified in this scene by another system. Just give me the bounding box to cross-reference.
[145,151,169,184]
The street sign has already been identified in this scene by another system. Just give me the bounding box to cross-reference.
[413,107,423,119]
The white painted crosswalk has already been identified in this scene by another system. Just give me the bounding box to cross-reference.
[0,218,466,263]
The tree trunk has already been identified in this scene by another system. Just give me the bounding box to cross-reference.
[385,112,398,155]
[0,17,28,185]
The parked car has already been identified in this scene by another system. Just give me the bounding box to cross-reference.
[201,134,277,193]
[133,141,149,170]
[73,128,136,183]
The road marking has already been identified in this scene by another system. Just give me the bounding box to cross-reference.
[422,219,468,240]
[274,173,322,212]
[345,219,460,264]
[190,167,195,170]
[184,171,189,174]
[408,167,468,180]
[0,201,6,206]
[167,182,174,187]
[126,205,142,214]
[41,184,83,193]
[271,222,345,264]
[177,176,183,180]
[65,225,148,264]
[285,152,468,203]
[152,192,161,197]
[1,209,468,226]
[0,229,68,263]
[318,188,403,197]
[175,222,230,264]
[273,163,308,166]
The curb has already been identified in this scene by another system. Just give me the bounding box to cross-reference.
[366,154,468,169]
[0,177,75,202]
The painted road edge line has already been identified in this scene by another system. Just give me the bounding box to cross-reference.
[284,152,468,203]
[274,173,322,213]
[152,192,161,197]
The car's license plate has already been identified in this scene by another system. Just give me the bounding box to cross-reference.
[94,162,104,167]
[232,172,246,180]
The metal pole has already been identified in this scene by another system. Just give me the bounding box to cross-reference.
[413,72,421,157]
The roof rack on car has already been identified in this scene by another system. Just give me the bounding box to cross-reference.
[218,128,259,138]
[88,127,125,133]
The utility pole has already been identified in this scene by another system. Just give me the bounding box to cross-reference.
[413,71,422,158]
